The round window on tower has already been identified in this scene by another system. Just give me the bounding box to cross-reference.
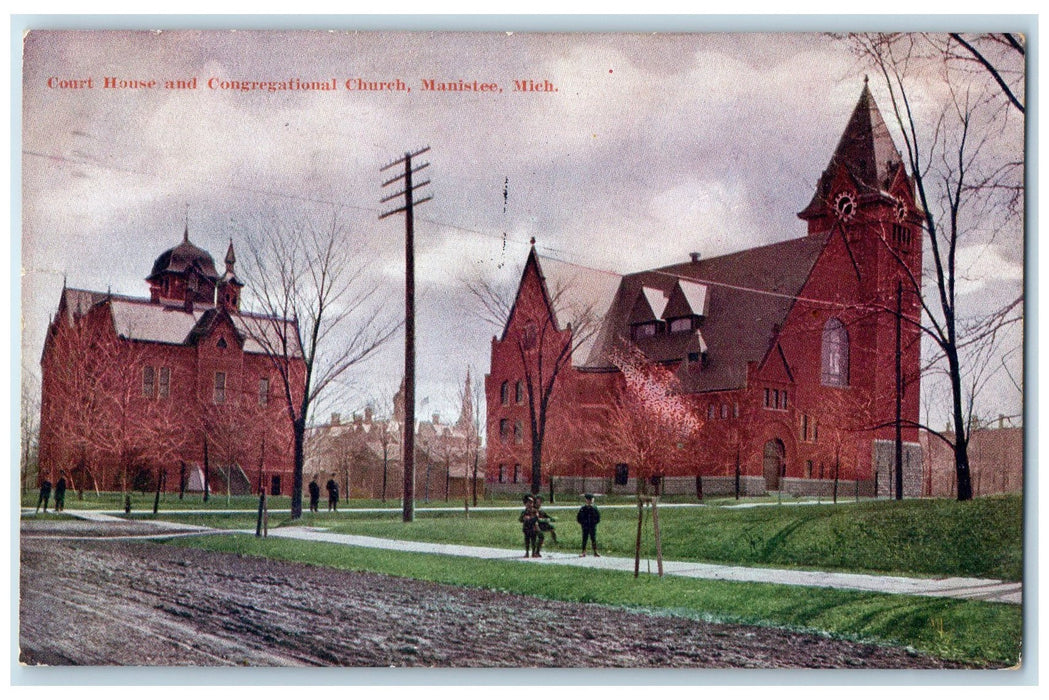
[833,191,857,221]
[894,197,909,222]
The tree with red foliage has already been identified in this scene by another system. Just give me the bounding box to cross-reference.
[589,346,704,495]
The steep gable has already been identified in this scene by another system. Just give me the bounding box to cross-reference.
[500,246,558,342]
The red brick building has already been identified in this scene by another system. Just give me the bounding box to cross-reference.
[39,228,305,496]
[486,82,924,496]
[921,424,1023,498]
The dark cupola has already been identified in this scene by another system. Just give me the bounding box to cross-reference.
[146,224,220,307]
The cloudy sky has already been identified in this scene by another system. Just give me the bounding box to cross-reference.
[19,30,1024,429]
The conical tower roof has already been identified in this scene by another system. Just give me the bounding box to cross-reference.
[800,80,905,219]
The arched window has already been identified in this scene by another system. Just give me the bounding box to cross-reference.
[515,381,525,404]
[500,381,510,405]
[821,318,849,387]
[513,420,524,444]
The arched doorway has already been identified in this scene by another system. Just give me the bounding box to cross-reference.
[763,439,786,491]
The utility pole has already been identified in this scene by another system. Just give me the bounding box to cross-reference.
[380,147,432,523]
[895,278,904,500]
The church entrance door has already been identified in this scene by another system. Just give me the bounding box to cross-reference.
[763,439,786,491]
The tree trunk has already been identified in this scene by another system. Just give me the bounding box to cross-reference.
[381,453,389,503]
[947,347,974,501]
[530,435,543,495]
[290,417,306,518]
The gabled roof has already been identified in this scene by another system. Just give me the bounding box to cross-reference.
[583,232,831,393]
[628,286,668,324]
[799,82,906,219]
[56,287,302,357]
[111,297,205,344]
[500,247,622,362]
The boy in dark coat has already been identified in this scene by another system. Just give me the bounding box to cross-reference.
[35,479,52,514]
[308,476,321,513]
[326,476,339,512]
[519,495,542,557]
[577,493,601,557]
[54,475,67,512]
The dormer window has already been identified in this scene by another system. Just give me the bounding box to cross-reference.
[629,286,669,341]
[668,317,696,333]
[631,321,661,340]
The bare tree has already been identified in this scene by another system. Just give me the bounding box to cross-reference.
[239,206,400,518]
[21,370,41,497]
[40,302,191,495]
[467,251,600,495]
[843,32,1025,500]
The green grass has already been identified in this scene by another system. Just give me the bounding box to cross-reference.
[118,494,1023,580]
[20,490,297,512]
[169,533,1022,667]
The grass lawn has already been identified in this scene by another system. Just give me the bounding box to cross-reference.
[141,494,1022,581]
[20,490,298,512]
[170,533,1022,668]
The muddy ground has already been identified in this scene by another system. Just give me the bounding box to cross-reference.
[18,519,972,669]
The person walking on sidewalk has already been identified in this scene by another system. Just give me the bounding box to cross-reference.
[54,475,67,512]
[308,476,321,513]
[35,479,52,514]
[326,476,339,512]
[577,493,601,557]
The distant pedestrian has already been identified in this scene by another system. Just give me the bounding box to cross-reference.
[308,476,321,513]
[577,493,601,557]
[519,495,542,558]
[54,475,67,512]
[326,476,339,512]
[35,479,52,514]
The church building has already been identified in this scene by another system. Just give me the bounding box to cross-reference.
[485,82,924,497]
[38,228,305,496]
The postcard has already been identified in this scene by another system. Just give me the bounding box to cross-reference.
[17,28,1025,674]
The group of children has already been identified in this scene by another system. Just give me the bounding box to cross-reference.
[519,492,601,558]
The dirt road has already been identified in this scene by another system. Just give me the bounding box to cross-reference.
[19,521,971,668]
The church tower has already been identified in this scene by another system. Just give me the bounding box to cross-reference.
[798,79,922,278]
[799,79,924,469]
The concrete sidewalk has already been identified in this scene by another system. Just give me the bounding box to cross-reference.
[264,526,1022,605]
[42,510,1022,605]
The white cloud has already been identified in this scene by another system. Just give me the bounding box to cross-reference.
[953,244,1025,296]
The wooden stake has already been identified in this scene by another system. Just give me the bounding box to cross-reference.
[652,498,663,577]
[634,499,643,578]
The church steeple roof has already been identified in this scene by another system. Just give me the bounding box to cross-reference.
[799,80,906,219]
[225,239,236,267]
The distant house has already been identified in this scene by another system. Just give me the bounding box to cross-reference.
[921,423,1023,497]
[486,81,925,497]
[306,372,484,501]
[39,229,305,496]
